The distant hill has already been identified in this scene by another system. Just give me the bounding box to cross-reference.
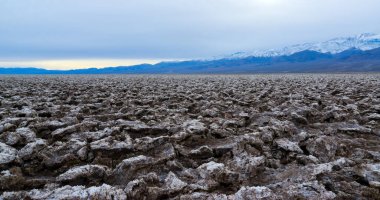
[1,48,380,74]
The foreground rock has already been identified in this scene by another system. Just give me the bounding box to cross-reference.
[0,143,17,167]
[1,184,126,200]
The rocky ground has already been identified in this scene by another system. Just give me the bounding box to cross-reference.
[0,74,379,200]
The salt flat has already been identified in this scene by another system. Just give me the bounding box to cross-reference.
[0,74,379,199]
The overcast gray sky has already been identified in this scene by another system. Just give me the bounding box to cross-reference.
[0,0,379,69]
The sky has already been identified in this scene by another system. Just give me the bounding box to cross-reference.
[0,0,379,69]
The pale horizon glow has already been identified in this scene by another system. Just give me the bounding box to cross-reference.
[0,59,169,70]
[1,0,379,70]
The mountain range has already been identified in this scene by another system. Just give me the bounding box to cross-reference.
[1,33,380,74]
[220,33,380,58]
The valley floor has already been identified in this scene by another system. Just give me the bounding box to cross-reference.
[0,74,380,199]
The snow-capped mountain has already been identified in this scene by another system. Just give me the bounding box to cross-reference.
[2,33,380,74]
[222,33,380,59]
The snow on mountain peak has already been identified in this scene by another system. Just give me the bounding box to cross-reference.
[222,33,380,59]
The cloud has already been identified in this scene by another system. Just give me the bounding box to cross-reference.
[0,0,379,66]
